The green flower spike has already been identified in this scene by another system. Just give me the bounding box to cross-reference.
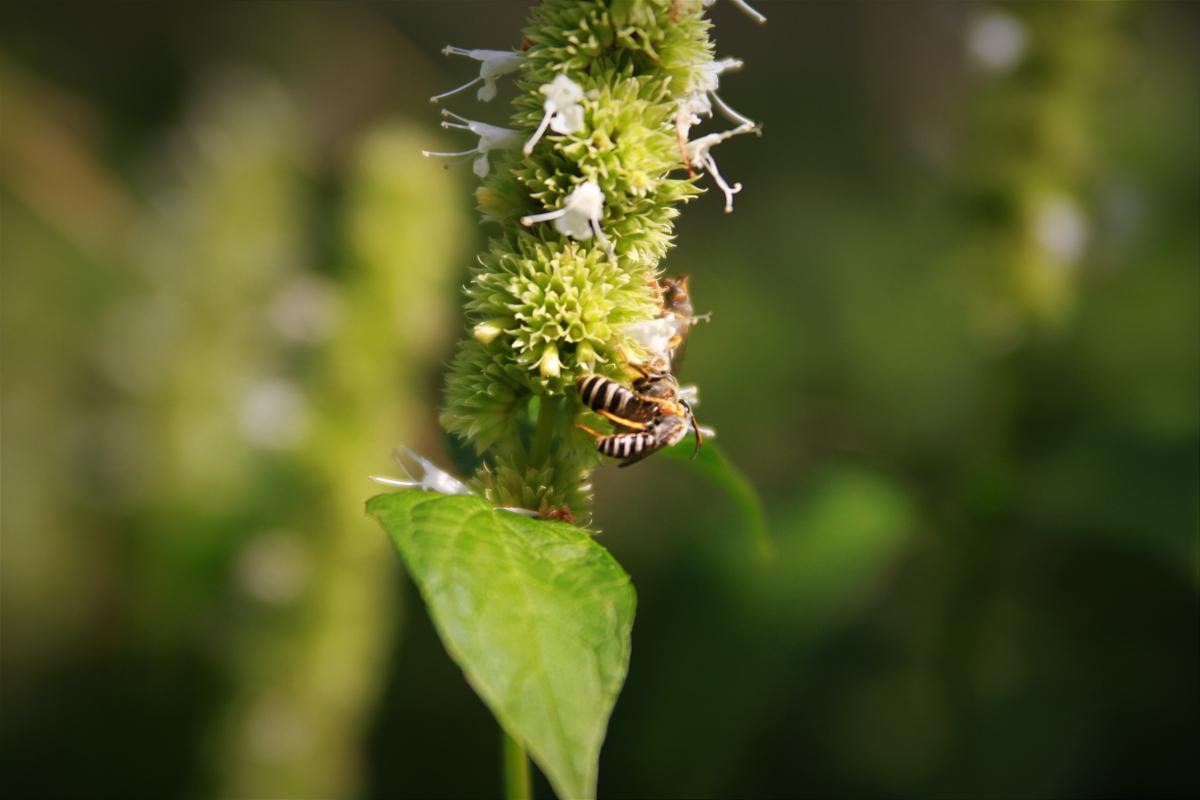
[429,0,762,517]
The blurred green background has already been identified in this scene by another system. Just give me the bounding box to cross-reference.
[2,2,1197,798]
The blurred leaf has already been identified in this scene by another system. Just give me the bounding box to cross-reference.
[367,491,636,800]
[762,468,916,629]
[663,439,773,558]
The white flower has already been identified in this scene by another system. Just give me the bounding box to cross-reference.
[520,180,614,258]
[967,11,1028,73]
[684,57,757,129]
[621,318,678,358]
[692,57,743,96]
[523,75,586,155]
[369,447,542,518]
[422,110,523,177]
[1034,194,1089,266]
[431,46,524,103]
[371,447,472,495]
[620,312,710,376]
[687,123,757,213]
[703,0,767,25]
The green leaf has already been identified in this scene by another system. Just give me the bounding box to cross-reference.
[367,491,636,800]
[662,439,774,559]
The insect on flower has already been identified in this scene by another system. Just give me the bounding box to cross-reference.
[520,180,615,259]
[523,74,586,155]
[431,46,525,103]
[576,373,701,467]
[422,110,523,177]
[620,275,707,377]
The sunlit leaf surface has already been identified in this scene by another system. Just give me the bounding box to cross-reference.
[367,491,635,800]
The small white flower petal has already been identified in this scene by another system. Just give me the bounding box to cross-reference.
[426,110,521,177]
[524,75,586,154]
[522,181,610,250]
[550,103,585,135]
[554,214,593,240]
[434,46,524,104]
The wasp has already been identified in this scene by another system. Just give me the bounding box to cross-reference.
[659,274,695,365]
[576,372,701,467]
[623,275,705,377]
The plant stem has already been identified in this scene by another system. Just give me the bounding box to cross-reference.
[503,729,532,800]
[528,394,561,468]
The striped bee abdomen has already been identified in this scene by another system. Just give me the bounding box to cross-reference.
[577,374,650,420]
[596,431,658,462]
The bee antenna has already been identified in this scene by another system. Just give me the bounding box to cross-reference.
[685,402,702,458]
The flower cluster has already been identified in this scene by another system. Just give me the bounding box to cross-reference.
[418,0,763,515]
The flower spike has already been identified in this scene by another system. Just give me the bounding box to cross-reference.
[423,110,523,177]
[431,46,524,103]
[520,180,614,259]
[523,74,586,155]
[687,123,758,213]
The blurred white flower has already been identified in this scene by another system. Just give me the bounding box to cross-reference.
[968,11,1028,73]
[431,46,524,103]
[238,378,308,448]
[1034,195,1089,266]
[523,74,586,155]
[236,530,310,605]
[267,274,340,344]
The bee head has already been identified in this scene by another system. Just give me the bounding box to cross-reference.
[662,275,693,316]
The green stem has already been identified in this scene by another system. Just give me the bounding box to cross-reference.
[528,395,561,468]
[503,729,532,800]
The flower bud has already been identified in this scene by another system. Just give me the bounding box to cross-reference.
[473,319,507,345]
[538,342,561,378]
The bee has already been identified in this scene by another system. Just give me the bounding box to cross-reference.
[659,275,695,366]
[575,373,701,467]
[577,373,678,428]
[623,275,704,378]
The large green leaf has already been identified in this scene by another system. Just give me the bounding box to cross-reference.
[367,491,636,800]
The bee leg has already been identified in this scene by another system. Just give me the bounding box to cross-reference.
[614,343,645,378]
[576,422,606,439]
[648,277,666,312]
[639,395,685,417]
[597,409,649,431]
[687,405,703,458]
